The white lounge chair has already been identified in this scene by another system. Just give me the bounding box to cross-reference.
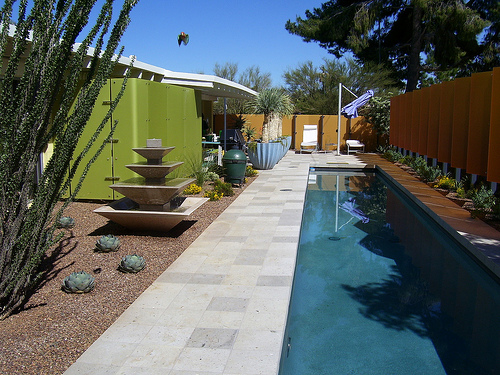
[346,140,365,154]
[300,125,318,153]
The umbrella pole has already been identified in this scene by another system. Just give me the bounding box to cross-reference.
[335,174,339,232]
[337,83,342,156]
[223,98,227,151]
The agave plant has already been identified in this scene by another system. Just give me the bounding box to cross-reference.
[61,271,95,293]
[95,234,121,252]
[57,216,75,229]
[118,254,146,273]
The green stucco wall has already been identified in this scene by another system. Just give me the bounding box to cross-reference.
[70,78,202,200]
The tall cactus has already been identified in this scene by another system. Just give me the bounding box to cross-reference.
[0,0,139,320]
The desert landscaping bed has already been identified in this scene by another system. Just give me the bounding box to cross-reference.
[0,177,255,375]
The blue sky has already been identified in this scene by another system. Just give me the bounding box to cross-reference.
[106,0,332,87]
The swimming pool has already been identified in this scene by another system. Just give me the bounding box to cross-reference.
[279,168,500,374]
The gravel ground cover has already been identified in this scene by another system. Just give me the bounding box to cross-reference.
[0,178,255,375]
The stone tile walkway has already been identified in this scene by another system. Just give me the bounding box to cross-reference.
[63,151,500,375]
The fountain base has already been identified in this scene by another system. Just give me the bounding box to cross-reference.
[94,196,209,232]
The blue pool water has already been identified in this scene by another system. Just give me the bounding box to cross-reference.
[279,169,500,375]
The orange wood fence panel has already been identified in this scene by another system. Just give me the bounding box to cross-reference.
[427,84,441,159]
[418,86,431,156]
[438,80,455,163]
[390,95,400,146]
[467,71,493,176]
[214,114,378,152]
[405,92,413,150]
[294,114,323,149]
[322,115,342,150]
[487,67,500,182]
[390,68,499,183]
[411,90,421,152]
[451,77,471,169]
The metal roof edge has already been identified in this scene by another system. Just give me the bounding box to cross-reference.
[4,24,257,100]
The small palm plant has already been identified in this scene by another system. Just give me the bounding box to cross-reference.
[247,88,294,143]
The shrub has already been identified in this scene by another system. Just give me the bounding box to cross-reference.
[383,149,403,162]
[456,186,467,199]
[204,190,224,201]
[399,155,414,165]
[418,165,442,183]
[409,156,427,171]
[207,162,224,177]
[245,165,258,177]
[214,179,234,196]
[206,171,220,182]
[434,176,457,190]
[470,186,496,210]
[192,170,207,187]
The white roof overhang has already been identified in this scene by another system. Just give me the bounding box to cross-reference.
[2,24,258,101]
[87,48,258,100]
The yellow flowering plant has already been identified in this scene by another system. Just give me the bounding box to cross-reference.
[204,190,223,201]
[434,176,457,190]
[183,183,202,195]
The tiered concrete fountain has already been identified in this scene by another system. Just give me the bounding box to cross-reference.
[94,139,208,232]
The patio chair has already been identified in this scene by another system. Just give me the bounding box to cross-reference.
[346,139,365,154]
[300,125,318,153]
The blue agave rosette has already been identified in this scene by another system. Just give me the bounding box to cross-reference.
[62,271,95,293]
[95,234,121,252]
[118,254,146,273]
[57,216,75,229]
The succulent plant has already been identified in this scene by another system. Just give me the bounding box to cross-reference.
[61,271,95,293]
[57,216,75,229]
[118,254,146,273]
[95,234,121,252]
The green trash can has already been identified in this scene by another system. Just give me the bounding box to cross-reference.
[222,148,247,184]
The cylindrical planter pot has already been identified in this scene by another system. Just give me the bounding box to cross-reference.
[247,142,282,170]
[277,136,292,160]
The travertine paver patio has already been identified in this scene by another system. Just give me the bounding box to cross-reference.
[63,151,500,375]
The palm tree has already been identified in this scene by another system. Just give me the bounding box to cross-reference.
[247,88,294,142]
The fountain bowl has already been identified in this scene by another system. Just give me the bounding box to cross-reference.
[94,196,209,232]
[110,177,195,206]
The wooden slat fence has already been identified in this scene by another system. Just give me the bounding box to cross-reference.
[214,114,378,152]
[390,67,500,183]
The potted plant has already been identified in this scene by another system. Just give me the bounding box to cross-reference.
[246,88,294,169]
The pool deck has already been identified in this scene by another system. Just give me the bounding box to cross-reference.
[63,151,500,375]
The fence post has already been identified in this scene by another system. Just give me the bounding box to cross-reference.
[319,115,324,151]
[292,115,297,150]
[442,163,449,175]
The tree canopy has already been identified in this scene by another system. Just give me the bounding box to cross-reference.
[213,62,271,114]
[286,0,498,92]
[283,58,399,114]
